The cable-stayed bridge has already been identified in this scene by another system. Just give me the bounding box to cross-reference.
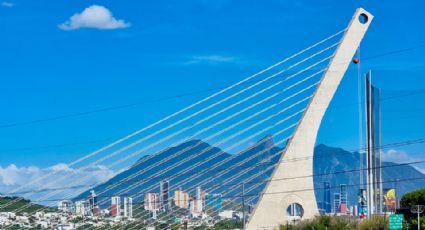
[1,8,376,230]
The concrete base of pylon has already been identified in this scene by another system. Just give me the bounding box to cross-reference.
[246,147,319,230]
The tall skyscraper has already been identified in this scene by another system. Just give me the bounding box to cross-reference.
[111,196,121,217]
[333,193,340,214]
[144,193,160,211]
[189,198,198,216]
[124,197,133,218]
[89,190,99,216]
[196,186,202,200]
[189,197,203,216]
[160,180,170,211]
[323,182,331,213]
[340,184,348,214]
[195,186,204,212]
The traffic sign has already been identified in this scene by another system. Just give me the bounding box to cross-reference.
[389,214,403,230]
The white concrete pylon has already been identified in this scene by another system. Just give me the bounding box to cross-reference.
[247,8,373,229]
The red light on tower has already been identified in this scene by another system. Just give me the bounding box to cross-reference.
[353,57,359,64]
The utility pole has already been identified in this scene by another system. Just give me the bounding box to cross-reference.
[411,205,424,230]
[183,219,188,230]
[395,179,400,210]
[242,182,246,230]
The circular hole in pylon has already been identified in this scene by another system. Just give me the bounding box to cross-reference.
[287,203,304,221]
[359,13,368,24]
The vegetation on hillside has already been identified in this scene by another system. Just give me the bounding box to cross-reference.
[0,196,55,214]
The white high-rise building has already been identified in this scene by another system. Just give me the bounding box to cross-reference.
[196,186,202,200]
[124,197,133,218]
[196,186,204,212]
[145,193,159,220]
[189,198,203,216]
[75,200,90,216]
[144,193,159,211]
[111,196,121,217]
[58,200,73,213]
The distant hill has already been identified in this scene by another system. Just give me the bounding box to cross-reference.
[75,136,425,210]
[0,196,55,214]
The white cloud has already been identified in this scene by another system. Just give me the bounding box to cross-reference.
[1,1,14,7]
[383,149,425,174]
[49,163,70,172]
[382,149,411,163]
[184,55,239,65]
[0,164,114,205]
[58,5,130,31]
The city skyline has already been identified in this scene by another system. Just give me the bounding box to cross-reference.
[0,1,424,229]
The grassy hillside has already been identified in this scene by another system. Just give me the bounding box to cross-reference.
[0,196,55,214]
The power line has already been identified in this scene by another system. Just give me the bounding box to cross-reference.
[0,87,224,129]
[1,44,423,130]
[1,85,423,154]
[363,44,425,61]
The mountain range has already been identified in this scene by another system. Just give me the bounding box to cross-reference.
[75,135,425,209]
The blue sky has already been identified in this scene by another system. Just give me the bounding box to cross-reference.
[0,0,424,178]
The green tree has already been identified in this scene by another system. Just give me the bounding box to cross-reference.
[401,188,425,207]
[400,188,425,229]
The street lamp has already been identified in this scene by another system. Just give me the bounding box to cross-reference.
[411,205,425,230]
